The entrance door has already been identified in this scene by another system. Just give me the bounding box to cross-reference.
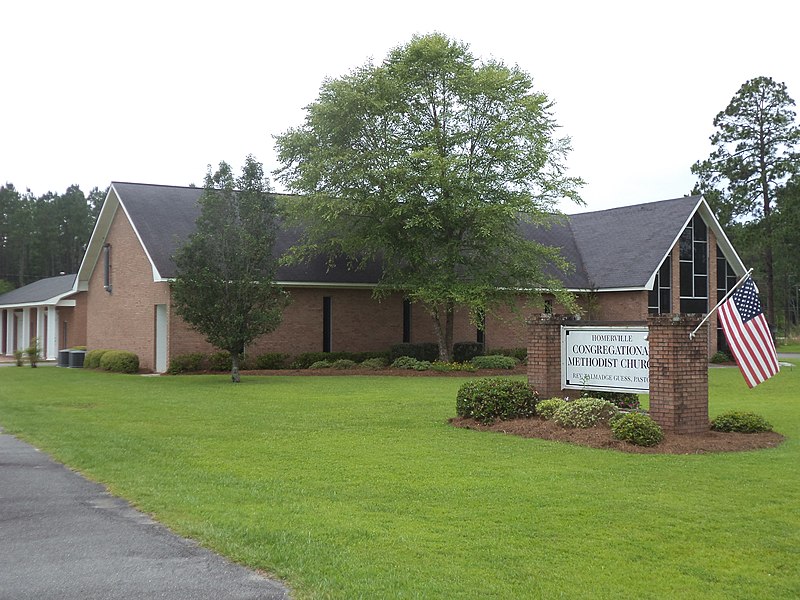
[155,304,167,373]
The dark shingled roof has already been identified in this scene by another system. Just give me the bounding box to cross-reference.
[111,182,701,290]
[0,274,77,306]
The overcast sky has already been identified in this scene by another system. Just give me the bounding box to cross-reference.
[2,0,798,214]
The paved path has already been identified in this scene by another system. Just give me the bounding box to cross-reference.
[0,431,289,600]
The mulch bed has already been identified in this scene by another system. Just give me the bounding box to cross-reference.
[449,416,785,454]
[239,366,529,377]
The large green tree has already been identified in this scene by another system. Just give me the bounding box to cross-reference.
[692,76,800,325]
[171,157,288,382]
[275,33,583,360]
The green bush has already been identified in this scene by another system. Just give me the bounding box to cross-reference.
[611,413,664,447]
[291,351,388,369]
[582,390,640,410]
[359,357,388,369]
[488,347,528,363]
[168,352,207,374]
[253,352,290,369]
[710,351,733,364]
[25,338,42,368]
[308,360,331,369]
[711,411,773,433]
[70,345,87,351]
[388,343,439,363]
[99,350,140,374]
[453,341,485,363]
[553,398,618,428]
[331,359,357,370]
[429,361,477,372]
[207,352,233,371]
[537,397,567,420]
[13,349,24,367]
[85,349,111,369]
[471,355,518,370]
[455,378,538,424]
[390,356,431,370]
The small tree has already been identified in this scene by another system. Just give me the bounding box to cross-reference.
[25,337,41,367]
[171,157,288,383]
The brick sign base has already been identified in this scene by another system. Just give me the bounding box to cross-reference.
[528,314,709,435]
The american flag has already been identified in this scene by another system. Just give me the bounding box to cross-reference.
[718,276,780,388]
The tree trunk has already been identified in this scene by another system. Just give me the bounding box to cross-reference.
[431,301,454,362]
[230,351,241,383]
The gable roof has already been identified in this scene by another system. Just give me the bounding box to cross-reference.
[77,183,746,293]
[0,274,77,308]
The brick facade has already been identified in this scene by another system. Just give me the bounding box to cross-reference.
[527,314,575,399]
[647,314,709,434]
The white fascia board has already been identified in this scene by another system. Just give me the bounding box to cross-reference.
[569,287,649,293]
[696,198,747,275]
[76,185,119,291]
[115,196,163,282]
[159,278,378,289]
[643,196,704,292]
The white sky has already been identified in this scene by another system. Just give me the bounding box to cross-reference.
[2,0,798,213]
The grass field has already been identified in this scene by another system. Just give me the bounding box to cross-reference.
[0,365,798,599]
[778,342,800,353]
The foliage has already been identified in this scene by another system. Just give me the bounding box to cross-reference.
[452,342,485,363]
[611,413,664,447]
[0,279,13,295]
[13,349,24,367]
[429,361,477,372]
[253,353,290,370]
[275,33,583,361]
[388,343,439,363]
[84,349,110,369]
[359,357,388,370]
[98,350,139,374]
[710,351,734,364]
[582,390,640,410]
[167,352,207,374]
[536,397,567,420]
[390,356,432,370]
[171,157,288,382]
[455,377,538,424]
[291,351,388,369]
[25,338,41,367]
[692,76,800,324]
[331,359,357,370]
[553,398,618,428]
[308,360,331,369]
[488,347,528,363]
[471,355,518,370]
[207,352,233,372]
[711,411,773,433]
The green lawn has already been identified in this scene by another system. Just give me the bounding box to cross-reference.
[778,342,800,353]
[1,366,798,599]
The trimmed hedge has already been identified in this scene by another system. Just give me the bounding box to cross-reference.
[391,356,431,370]
[553,398,618,428]
[471,355,518,370]
[360,357,388,369]
[207,352,233,372]
[331,359,357,370]
[456,378,538,424]
[308,360,331,369]
[537,398,567,420]
[453,341,485,363]
[99,350,139,374]
[488,347,528,363]
[253,352,290,370]
[711,411,773,433]
[168,352,206,374]
[389,343,439,363]
[85,349,111,369]
[583,390,640,410]
[611,413,664,447]
[291,351,388,369]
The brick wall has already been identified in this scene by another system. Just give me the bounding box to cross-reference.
[647,314,709,434]
[527,314,576,399]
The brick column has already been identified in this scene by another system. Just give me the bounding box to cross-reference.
[528,314,575,399]
[648,314,709,434]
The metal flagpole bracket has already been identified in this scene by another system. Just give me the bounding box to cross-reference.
[688,268,754,339]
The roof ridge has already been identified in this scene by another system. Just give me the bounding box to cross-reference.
[568,195,701,218]
[111,181,298,199]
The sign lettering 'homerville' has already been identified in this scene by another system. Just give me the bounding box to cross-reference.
[561,326,649,394]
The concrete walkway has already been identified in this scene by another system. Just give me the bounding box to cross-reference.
[0,431,289,600]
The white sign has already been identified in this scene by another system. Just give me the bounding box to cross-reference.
[561,326,649,394]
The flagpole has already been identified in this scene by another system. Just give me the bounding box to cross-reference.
[688,268,754,339]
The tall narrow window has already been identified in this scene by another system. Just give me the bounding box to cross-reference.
[402,299,412,344]
[679,215,708,313]
[322,296,332,352]
[648,253,672,314]
[476,310,486,346]
[103,243,112,292]
[716,245,737,353]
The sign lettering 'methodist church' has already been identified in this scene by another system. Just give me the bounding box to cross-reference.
[561,326,650,394]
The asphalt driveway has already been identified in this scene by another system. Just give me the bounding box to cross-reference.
[0,430,289,600]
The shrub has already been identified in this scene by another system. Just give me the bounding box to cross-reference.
[537,398,567,420]
[291,351,388,369]
[553,398,618,428]
[85,349,111,369]
[207,352,233,372]
[488,347,528,363]
[308,360,331,369]
[582,390,640,410]
[331,359,357,369]
[390,356,431,370]
[456,378,538,424]
[25,338,41,367]
[253,352,290,369]
[711,411,773,433]
[70,345,87,351]
[453,341,485,363]
[430,361,477,372]
[611,413,664,446]
[168,352,207,374]
[13,349,24,367]
[471,355,518,370]
[710,351,733,364]
[388,342,439,363]
[99,350,139,374]
[360,357,388,369]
